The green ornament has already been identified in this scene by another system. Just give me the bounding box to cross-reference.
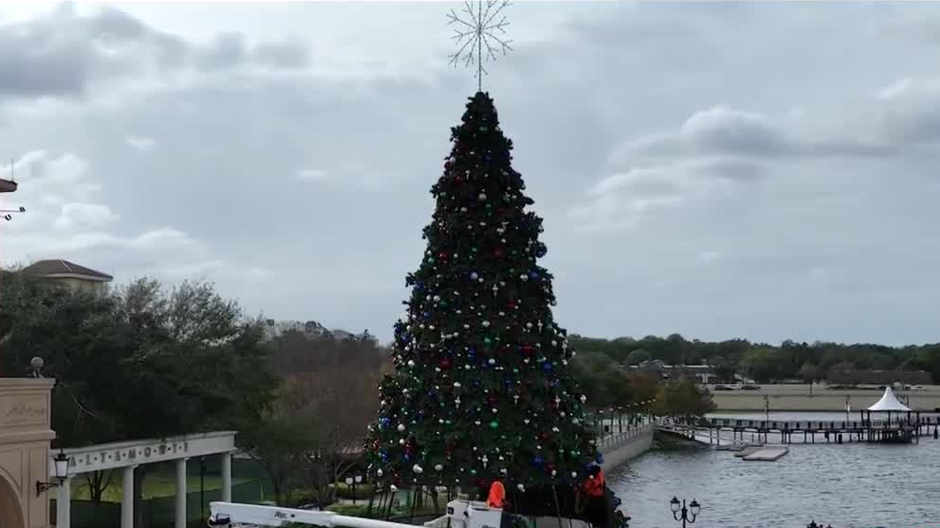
[489,420,499,429]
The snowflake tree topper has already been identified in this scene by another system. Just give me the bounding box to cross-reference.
[447,0,513,91]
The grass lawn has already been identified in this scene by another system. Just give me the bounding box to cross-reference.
[71,475,251,502]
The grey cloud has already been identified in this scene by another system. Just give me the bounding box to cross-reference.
[7,2,940,347]
[252,38,311,69]
[614,106,893,166]
[0,4,312,101]
[196,33,248,71]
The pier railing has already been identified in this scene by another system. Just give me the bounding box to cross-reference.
[594,422,655,451]
[685,415,940,432]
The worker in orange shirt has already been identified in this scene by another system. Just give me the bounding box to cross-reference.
[583,465,605,498]
[487,479,508,509]
[581,465,607,526]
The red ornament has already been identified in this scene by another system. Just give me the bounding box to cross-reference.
[494,250,503,258]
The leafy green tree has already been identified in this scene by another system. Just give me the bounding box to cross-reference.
[366,92,597,498]
[570,352,636,409]
[740,347,784,383]
[0,272,276,523]
[625,349,650,366]
[798,362,823,383]
[654,378,715,422]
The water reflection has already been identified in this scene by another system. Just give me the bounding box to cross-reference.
[610,412,939,528]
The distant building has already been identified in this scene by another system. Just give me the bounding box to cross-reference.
[262,319,373,343]
[21,259,113,294]
[627,359,716,385]
[827,370,931,386]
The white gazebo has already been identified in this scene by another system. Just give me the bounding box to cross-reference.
[867,386,910,413]
[861,386,921,442]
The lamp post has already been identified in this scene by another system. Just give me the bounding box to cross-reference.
[36,451,70,496]
[355,475,363,505]
[345,476,357,505]
[669,497,700,528]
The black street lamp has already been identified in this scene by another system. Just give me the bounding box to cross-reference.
[669,497,700,528]
[36,451,71,496]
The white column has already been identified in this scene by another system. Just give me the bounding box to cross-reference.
[56,477,71,528]
[175,459,188,528]
[220,452,232,502]
[122,466,136,528]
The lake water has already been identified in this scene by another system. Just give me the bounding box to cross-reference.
[609,412,940,528]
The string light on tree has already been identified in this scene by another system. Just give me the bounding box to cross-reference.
[447,0,514,91]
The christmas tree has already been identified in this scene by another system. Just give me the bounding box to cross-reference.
[366,92,602,501]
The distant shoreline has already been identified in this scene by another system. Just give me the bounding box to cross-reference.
[708,383,940,412]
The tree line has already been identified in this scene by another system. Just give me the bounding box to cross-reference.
[0,270,389,519]
[569,333,940,384]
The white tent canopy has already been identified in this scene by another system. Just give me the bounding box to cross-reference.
[867,387,911,412]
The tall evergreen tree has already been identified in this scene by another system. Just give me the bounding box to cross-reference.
[366,92,600,497]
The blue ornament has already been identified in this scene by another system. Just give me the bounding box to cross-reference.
[542,362,554,372]
[528,271,539,280]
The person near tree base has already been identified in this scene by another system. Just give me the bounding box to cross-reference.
[364,91,628,528]
[487,479,507,508]
[581,465,608,527]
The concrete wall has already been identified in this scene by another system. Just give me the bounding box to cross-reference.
[598,423,654,472]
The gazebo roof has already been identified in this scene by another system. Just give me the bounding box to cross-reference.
[867,387,911,412]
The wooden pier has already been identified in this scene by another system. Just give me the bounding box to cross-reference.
[682,414,940,445]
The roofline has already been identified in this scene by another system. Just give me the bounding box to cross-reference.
[39,272,113,282]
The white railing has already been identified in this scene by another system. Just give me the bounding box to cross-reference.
[595,422,655,452]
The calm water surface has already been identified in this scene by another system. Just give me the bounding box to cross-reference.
[610,412,940,528]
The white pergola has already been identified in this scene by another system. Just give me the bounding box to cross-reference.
[52,431,238,528]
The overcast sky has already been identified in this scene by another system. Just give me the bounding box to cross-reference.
[3,1,940,345]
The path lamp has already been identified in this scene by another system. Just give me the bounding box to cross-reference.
[669,497,700,528]
[36,451,71,496]
[346,476,364,505]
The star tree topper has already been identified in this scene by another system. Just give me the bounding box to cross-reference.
[447,0,513,91]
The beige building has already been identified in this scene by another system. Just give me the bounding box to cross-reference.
[0,378,56,528]
[21,260,113,294]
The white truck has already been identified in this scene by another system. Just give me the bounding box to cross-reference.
[207,499,591,528]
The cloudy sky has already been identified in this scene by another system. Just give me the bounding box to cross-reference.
[2,1,940,346]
